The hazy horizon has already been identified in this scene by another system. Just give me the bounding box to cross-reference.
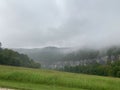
[0,0,120,48]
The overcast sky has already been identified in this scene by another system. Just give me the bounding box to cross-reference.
[0,0,120,48]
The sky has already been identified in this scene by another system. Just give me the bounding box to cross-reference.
[0,0,120,48]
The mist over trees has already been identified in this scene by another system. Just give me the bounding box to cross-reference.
[61,47,120,78]
[14,47,69,68]
[62,60,120,78]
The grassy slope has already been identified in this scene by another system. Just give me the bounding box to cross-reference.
[0,65,120,90]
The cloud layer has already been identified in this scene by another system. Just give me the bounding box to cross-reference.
[0,0,120,48]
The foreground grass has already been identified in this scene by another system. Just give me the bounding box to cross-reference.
[0,80,84,90]
[0,65,120,90]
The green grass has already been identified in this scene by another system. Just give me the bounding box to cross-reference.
[0,65,120,90]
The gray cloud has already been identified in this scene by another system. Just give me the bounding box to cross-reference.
[0,0,120,48]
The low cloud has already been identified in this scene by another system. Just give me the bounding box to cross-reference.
[0,0,120,48]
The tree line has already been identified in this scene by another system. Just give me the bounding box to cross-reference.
[61,46,120,78]
[63,61,120,78]
[0,46,41,68]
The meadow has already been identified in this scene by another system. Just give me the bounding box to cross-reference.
[0,65,119,90]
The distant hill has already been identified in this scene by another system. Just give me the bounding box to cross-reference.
[13,46,72,68]
[13,46,120,69]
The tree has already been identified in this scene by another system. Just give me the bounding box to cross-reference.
[0,48,41,68]
[0,42,2,48]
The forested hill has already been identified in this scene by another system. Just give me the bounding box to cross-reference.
[0,48,41,68]
[14,46,120,69]
[13,47,72,67]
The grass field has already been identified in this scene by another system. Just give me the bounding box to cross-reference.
[0,65,119,90]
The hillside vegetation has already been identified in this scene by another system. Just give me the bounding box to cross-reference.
[14,46,120,78]
[14,46,120,68]
[14,47,67,68]
[0,65,120,90]
[0,48,40,68]
[63,60,120,78]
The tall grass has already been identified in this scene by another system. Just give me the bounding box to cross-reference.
[0,65,120,90]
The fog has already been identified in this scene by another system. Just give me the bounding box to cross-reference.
[0,0,120,48]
